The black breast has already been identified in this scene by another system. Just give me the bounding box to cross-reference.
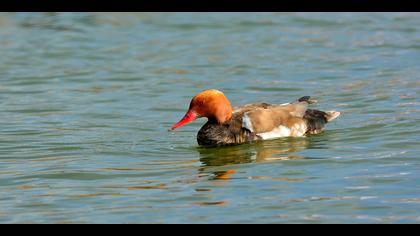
[197,119,256,146]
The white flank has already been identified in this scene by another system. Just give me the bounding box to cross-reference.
[257,125,291,140]
[242,113,254,132]
[292,123,307,136]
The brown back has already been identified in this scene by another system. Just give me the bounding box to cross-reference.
[234,102,308,133]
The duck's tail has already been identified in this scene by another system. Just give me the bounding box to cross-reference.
[303,109,340,134]
[325,111,341,122]
[294,96,340,134]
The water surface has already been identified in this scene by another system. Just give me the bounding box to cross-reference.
[0,13,420,223]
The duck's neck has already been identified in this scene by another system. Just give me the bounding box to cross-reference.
[213,106,233,125]
[207,117,228,125]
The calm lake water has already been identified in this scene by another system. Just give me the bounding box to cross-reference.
[0,13,420,223]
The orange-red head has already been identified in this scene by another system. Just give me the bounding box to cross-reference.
[171,89,233,130]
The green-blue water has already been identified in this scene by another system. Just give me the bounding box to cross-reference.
[0,13,420,223]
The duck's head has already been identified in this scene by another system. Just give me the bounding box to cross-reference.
[170,89,233,131]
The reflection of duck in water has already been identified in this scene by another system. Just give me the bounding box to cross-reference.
[171,89,340,146]
[198,137,310,166]
[197,138,311,181]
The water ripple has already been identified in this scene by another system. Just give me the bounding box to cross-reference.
[1,12,420,223]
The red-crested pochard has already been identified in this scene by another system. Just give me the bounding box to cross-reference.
[171,89,340,146]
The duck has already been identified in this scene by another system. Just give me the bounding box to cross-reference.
[170,89,340,146]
